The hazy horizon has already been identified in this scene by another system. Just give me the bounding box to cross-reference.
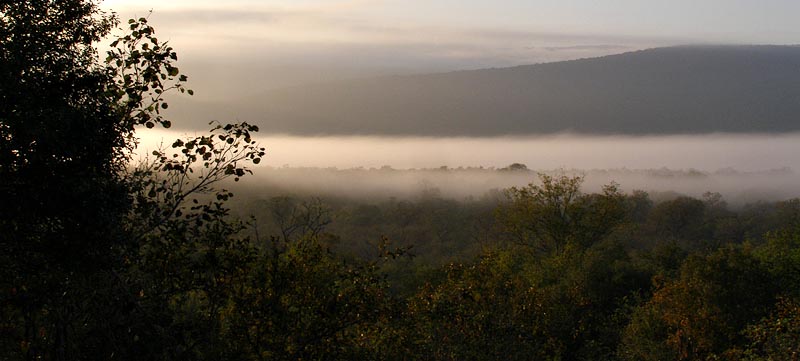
[128,130,800,207]
[110,1,800,203]
[136,129,800,171]
[101,1,800,110]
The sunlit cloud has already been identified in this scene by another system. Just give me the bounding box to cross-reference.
[102,0,669,69]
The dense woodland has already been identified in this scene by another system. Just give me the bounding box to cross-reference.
[3,2,800,360]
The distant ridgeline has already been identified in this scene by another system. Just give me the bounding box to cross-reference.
[231,45,800,136]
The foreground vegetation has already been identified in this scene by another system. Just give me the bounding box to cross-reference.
[233,175,800,360]
[3,2,800,360]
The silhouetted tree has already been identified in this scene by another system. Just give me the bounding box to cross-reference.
[0,3,264,358]
[0,2,130,358]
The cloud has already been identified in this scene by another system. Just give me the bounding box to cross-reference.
[103,2,676,104]
[150,9,284,24]
[538,44,633,52]
[121,6,670,103]
[130,3,677,47]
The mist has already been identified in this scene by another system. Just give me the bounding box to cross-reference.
[137,130,800,205]
[228,166,798,206]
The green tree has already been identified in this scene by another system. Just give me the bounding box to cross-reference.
[754,222,800,298]
[736,297,800,360]
[406,250,541,360]
[619,247,777,360]
[496,173,626,254]
[644,196,709,248]
[223,236,404,360]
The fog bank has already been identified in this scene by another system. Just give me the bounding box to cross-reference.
[233,167,798,207]
[138,130,800,171]
[135,131,800,205]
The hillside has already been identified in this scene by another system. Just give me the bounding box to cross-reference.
[177,45,800,136]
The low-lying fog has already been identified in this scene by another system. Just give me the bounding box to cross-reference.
[137,130,800,205]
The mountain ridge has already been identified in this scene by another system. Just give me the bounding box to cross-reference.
[180,45,800,136]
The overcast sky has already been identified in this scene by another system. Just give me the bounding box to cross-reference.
[100,0,800,101]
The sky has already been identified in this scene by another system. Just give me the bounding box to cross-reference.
[106,0,800,174]
[100,0,800,101]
